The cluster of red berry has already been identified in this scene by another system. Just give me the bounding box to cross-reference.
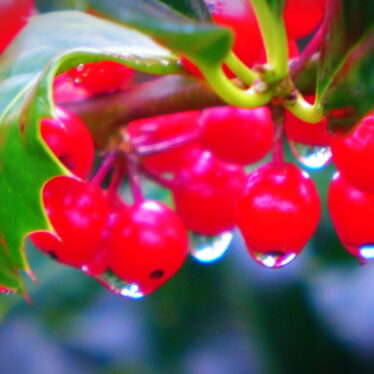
[31,88,374,298]
[2,0,374,298]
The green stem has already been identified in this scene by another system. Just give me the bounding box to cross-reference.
[249,0,289,79]
[199,63,272,108]
[284,93,324,123]
[224,52,259,85]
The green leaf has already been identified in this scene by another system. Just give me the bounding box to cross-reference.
[317,0,374,130]
[35,0,88,12]
[87,0,232,64]
[157,0,211,21]
[0,10,180,293]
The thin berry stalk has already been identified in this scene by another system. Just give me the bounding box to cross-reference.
[135,129,202,157]
[91,151,118,186]
[270,105,285,164]
[291,26,323,79]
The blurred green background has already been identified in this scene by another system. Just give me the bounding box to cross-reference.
[1,161,374,374]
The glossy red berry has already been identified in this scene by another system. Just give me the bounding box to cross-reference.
[236,162,320,268]
[330,112,374,193]
[108,200,189,296]
[40,107,95,179]
[0,0,33,54]
[328,172,374,262]
[284,95,331,146]
[183,0,263,76]
[284,0,325,39]
[53,61,133,103]
[209,0,263,67]
[30,177,110,268]
[128,111,201,174]
[83,197,129,277]
[200,106,274,165]
[172,151,247,235]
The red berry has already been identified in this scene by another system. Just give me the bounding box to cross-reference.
[284,0,324,39]
[40,107,94,179]
[53,61,133,103]
[0,0,33,54]
[284,95,331,147]
[328,172,374,262]
[209,0,263,67]
[108,200,189,296]
[30,177,110,268]
[182,0,263,76]
[172,151,247,235]
[236,162,320,268]
[83,197,129,277]
[330,112,374,193]
[128,111,201,174]
[200,106,274,165]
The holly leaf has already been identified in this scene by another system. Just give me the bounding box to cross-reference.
[317,0,374,130]
[87,0,232,65]
[34,0,89,12]
[0,10,180,293]
[157,0,211,21]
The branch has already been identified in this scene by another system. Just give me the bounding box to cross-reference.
[61,75,224,148]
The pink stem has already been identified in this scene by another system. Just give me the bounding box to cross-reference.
[91,151,118,186]
[107,156,127,198]
[134,129,202,157]
[270,105,285,164]
[290,26,323,79]
[126,152,144,203]
[140,164,177,190]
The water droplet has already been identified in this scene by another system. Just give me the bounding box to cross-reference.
[76,63,85,72]
[251,250,297,269]
[190,231,233,263]
[346,243,374,263]
[289,141,332,170]
[73,77,83,85]
[96,270,144,299]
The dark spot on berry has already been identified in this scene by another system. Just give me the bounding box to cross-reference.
[150,269,164,279]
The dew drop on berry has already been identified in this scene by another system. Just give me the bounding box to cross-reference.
[189,231,233,263]
[359,245,374,260]
[96,270,144,299]
[251,250,297,269]
[345,244,374,263]
[289,141,332,169]
[76,63,85,72]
